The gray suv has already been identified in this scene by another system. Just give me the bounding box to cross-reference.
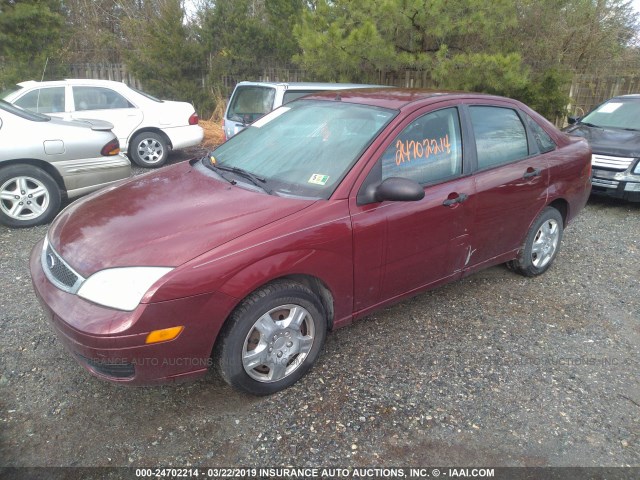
[223,81,384,140]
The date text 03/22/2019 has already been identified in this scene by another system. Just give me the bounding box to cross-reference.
[134,467,496,478]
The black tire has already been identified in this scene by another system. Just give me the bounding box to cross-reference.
[216,280,327,396]
[129,132,169,168]
[509,206,564,277]
[0,165,61,228]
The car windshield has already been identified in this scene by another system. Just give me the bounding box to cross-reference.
[581,97,640,130]
[208,99,397,199]
[0,99,50,122]
[0,84,23,99]
[228,85,276,123]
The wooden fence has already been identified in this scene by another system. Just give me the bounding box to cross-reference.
[67,64,143,89]
[568,74,640,117]
[64,63,640,120]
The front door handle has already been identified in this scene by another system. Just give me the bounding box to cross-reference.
[523,167,541,179]
[443,192,468,207]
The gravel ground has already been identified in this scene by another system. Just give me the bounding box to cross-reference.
[1,150,638,469]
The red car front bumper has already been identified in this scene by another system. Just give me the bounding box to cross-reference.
[29,239,238,385]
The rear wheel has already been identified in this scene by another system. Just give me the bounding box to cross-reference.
[130,132,168,168]
[509,207,563,277]
[0,165,61,228]
[217,281,327,395]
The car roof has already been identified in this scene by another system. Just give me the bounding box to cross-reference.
[235,81,384,90]
[17,79,128,88]
[301,88,521,111]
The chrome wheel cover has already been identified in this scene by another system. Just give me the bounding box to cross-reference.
[531,218,560,268]
[136,138,164,164]
[242,304,316,383]
[0,176,49,221]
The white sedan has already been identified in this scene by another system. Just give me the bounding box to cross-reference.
[2,79,204,167]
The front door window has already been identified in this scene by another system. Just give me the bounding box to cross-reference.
[381,107,463,185]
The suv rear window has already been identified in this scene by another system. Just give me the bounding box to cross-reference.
[227,86,276,123]
[283,90,317,104]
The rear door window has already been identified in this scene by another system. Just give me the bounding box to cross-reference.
[228,86,276,123]
[470,106,529,169]
[72,86,133,111]
[524,114,556,153]
[14,87,65,113]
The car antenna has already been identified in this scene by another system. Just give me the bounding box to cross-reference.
[36,57,49,112]
[40,57,49,82]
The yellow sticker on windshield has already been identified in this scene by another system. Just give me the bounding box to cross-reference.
[308,174,329,186]
[209,155,217,165]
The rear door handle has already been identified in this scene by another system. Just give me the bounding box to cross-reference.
[523,168,541,179]
[443,192,468,207]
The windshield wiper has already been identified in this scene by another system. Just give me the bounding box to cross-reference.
[579,121,601,128]
[202,157,237,186]
[215,165,273,194]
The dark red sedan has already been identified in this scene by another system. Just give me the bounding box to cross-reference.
[30,90,592,395]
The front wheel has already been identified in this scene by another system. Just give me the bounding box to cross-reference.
[0,165,61,228]
[129,132,168,168]
[509,206,564,277]
[216,281,327,395]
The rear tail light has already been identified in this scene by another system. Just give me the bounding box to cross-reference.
[101,139,120,156]
[188,112,199,125]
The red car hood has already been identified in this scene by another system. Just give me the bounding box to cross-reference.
[48,161,314,276]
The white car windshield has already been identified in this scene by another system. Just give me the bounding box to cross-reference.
[0,84,23,99]
[0,100,50,122]
[207,99,397,199]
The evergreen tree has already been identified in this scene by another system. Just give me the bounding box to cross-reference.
[201,0,305,81]
[0,0,67,87]
[123,0,209,110]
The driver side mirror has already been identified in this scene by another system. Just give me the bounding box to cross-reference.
[567,115,580,125]
[357,177,425,205]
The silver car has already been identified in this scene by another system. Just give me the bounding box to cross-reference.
[0,100,131,228]
[3,79,204,168]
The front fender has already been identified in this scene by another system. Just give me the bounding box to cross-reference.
[217,249,354,327]
[149,199,354,324]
